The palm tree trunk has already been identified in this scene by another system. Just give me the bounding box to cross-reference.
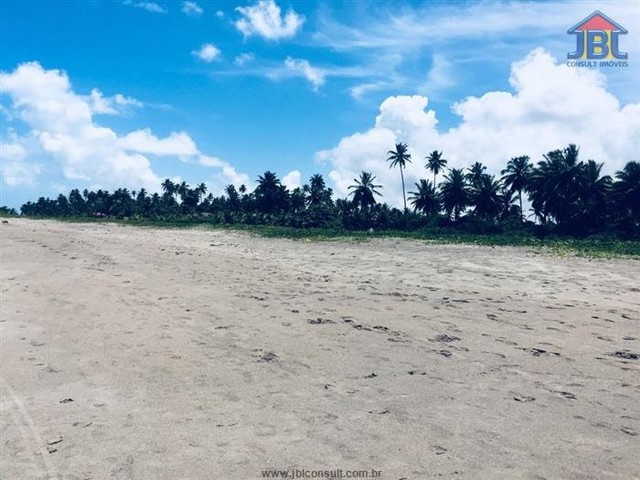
[434,172,437,186]
[400,167,407,229]
[519,190,523,222]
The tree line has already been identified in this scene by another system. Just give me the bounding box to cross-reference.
[17,144,640,238]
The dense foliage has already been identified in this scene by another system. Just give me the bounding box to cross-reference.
[14,144,640,238]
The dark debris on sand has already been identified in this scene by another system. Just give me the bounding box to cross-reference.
[431,334,461,343]
[609,350,639,360]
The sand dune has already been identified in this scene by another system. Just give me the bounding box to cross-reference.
[1,219,639,479]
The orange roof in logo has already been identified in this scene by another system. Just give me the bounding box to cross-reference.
[568,11,627,34]
[577,15,616,31]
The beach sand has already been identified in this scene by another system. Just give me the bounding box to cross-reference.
[1,219,639,479]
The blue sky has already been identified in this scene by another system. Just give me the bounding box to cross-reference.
[1,0,639,208]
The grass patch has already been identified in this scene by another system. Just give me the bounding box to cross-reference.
[26,216,640,259]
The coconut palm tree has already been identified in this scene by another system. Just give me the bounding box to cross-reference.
[349,171,382,209]
[161,179,176,203]
[612,161,640,231]
[501,156,532,221]
[527,145,583,226]
[425,150,447,186]
[225,184,240,211]
[471,175,505,220]
[572,160,611,231]
[409,179,440,217]
[387,143,412,224]
[440,168,469,221]
[304,173,332,207]
[255,171,288,214]
[466,162,488,188]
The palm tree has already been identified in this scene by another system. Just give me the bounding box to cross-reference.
[387,143,412,225]
[225,184,240,211]
[349,171,382,209]
[440,168,469,221]
[255,171,288,214]
[527,144,583,226]
[425,150,447,186]
[304,173,332,207]
[161,179,176,202]
[612,161,640,231]
[408,179,440,217]
[501,156,532,221]
[573,160,611,231]
[466,161,488,188]
[471,175,504,220]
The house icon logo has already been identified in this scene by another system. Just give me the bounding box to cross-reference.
[567,11,628,67]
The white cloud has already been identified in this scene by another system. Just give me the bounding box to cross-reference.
[119,129,198,156]
[1,104,14,121]
[235,0,304,40]
[350,81,394,101]
[313,1,640,102]
[192,43,222,62]
[418,55,454,94]
[0,132,42,186]
[198,155,250,191]
[87,89,143,115]
[314,1,639,52]
[182,1,203,16]
[0,62,248,192]
[215,10,225,18]
[122,0,167,14]
[282,57,325,90]
[318,48,640,208]
[234,52,255,66]
[282,170,301,190]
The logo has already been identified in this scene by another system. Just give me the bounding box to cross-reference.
[567,11,628,67]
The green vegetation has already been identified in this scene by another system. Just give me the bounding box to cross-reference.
[0,206,18,217]
[12,143,640,257]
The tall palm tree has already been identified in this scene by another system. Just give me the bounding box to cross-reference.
[304,173,332,207]
[161,179,176,203]
[255,171,288,214]
[501,155,532,221]
[225,184,240,210]
[471,175,504,220]
[409,179,440,217]
[348,171,382,209]
[612,161,640,231]
[387,143,412,222]
[440,168,469,221]
[527,144,583,226]
[573,160,611,231]
[425,150,447,186]
[466,162,488,188]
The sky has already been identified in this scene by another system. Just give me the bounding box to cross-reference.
[1,0,639,209]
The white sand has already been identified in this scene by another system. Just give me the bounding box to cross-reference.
[1,219,639,480]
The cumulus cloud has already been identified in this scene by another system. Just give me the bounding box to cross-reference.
[119,129,198,156]
[192,43,222,62]
[0,62,248,191]
[318,48,640,208]
[282,170,301,190]
[122,0,167,14]
[0,131,42,186]
[182,0,203,16]
[235,0,304,40]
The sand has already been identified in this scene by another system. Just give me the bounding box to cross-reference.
[1,219,639,480]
